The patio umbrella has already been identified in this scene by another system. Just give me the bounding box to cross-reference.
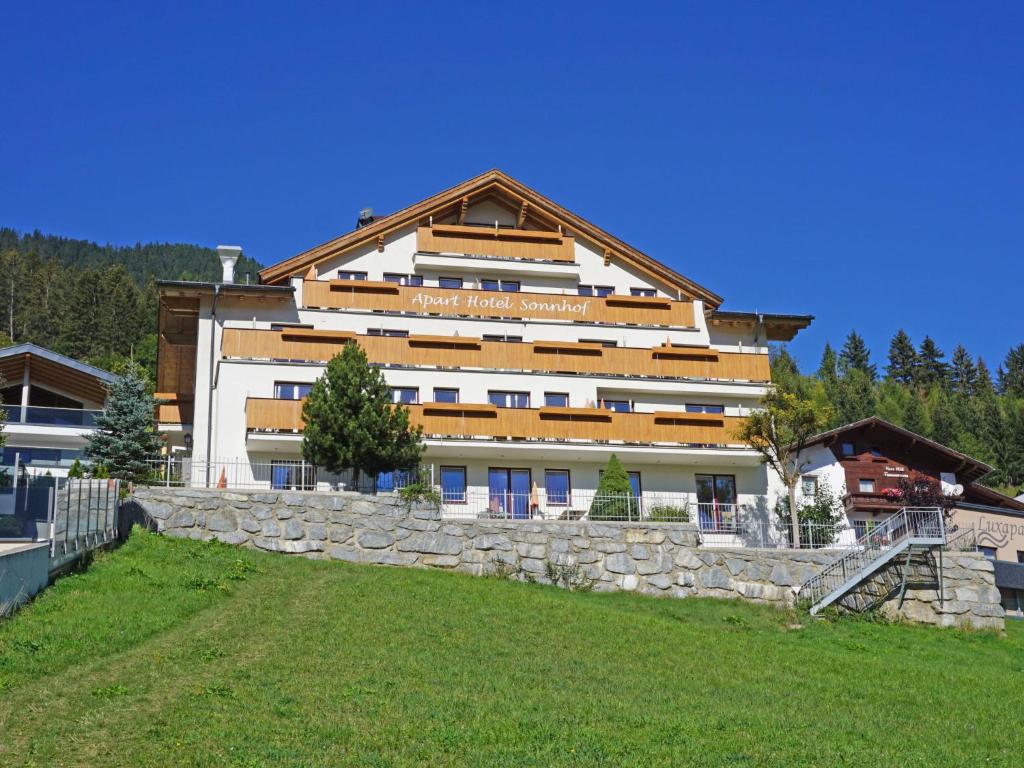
[530,481,540,515]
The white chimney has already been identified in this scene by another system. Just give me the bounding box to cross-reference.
[217,245,242,284]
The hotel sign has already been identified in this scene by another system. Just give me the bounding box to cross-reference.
[411,292,593,317]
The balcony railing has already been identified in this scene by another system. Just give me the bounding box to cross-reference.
[1,406,103,428]
[302,280,697,327]
[221,328,770,382]
[417,224,576,262]
[245,398,748,447]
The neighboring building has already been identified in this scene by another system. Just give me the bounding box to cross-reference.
[796,417,1024,617]
[155,170,810,523]
[0,344,119,477]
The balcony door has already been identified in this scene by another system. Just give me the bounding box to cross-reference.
[488,468,531,519]
[696,474,736,529]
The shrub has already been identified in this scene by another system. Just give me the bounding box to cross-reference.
[647,504,690,523]
[589,454,638,521]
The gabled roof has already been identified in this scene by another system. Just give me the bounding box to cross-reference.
[259,169,724,307]
[803,416,993,483]
[0,343,119,404]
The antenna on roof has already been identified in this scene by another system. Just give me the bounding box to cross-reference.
[357,208,375,229]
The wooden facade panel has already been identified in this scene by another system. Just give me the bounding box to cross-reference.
[157,296,199,411]
[246,397,748,446]
[222,328,770,382]
[416,225,575,262]
[302,281,696,327]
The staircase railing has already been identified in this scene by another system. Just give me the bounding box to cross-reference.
[798,507,945,612]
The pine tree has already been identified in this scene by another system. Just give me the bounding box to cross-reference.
[876,379,910,426]
[976,358,996,394]
[885,330,918,384]
[838,331,877,380]
[301,342,424,487]
[1000,344,1024,398]
[817,343,838,384]
[902,393,929,437]
[949,345,978,396]
[916,336,949,389]
[84,374,161,483]
[833,369,878,424]
[589,454,637,521]
[928,387,961,449]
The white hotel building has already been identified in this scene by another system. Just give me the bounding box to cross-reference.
[156,171,810,524]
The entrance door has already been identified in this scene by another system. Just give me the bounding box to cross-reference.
[488,468,531,519]
[696,474,737,529]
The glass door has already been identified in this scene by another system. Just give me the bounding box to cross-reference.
[696,474,737,530]
[488,468,531,519]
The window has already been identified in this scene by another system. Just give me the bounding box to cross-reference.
[376,469,414,492]
[270,461,315,491]
[1017,551,1024,564]
[274,382,313,400]
[337,270,368,281]
[601,399,632,413]
[858,478,875,493]
[482,334,523,343]
[433,388,459,403]
[439,276,463,289]
[383,273,423,286]
[488,468,532,519]
[545,470,571,506]
[488,391,530,409]
[544,392,569,407]
[695,474,737,529]
[630,288,656,297]
[801,475,818,497]
[853,519,878,538]
[270,323,314,331]
[685,404,725,414]
[577,285,614,297]
[391,387,419,404]
[481,279,520,292]
[578,339,618,347]
[440,466,467,504]
[366,328,409,337]
[980,546,997,560]
[841,442,856,457]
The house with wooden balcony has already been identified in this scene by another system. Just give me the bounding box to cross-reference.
[0,344,118,476]
[155,169,811,521]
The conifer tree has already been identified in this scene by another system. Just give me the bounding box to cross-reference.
[886,329,918,384]
[928,387,962,449]
[833,369,877,424]
[916,336,949,389]
[838,331,877,381]
[301,342,424,488]
[976,358,996,394]
[949,345,978,396]
[1000,344,1024,398]
[902,393,929,437]
[589,454,637,521]
[84,374,161,483]
[817,343,838,384]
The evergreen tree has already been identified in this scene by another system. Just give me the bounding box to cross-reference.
[301,342,424,487]
[838,331,877,381]
[949,345,978,396]
[916,336,949,389]
[928,387,962,449]
[876,379,910,426]
[976,358,996,394]
[84,374,161,483]
[589,454,638,521]
[1000,344,1024,398]
[885,330,918,384]
[902,393,929,436]
[817,343,838,384]
[833,369,877,424]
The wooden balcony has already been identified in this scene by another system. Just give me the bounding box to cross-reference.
[221,328,771,382]
[302,280,696,327]
[155,393,194,425]
[245,398,748,447]
[416,224,575,262]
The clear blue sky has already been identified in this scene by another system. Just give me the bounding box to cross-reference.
[4,3,1021,372]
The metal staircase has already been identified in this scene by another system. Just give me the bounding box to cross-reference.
[798,507,946,616]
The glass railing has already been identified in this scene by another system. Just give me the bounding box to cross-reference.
[1,406,103,428]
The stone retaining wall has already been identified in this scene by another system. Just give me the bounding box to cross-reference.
[129,487,1004,630]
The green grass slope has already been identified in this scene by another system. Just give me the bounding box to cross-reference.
[0,530,1021,767]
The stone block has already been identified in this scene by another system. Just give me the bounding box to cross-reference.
[213,531,249,546]
[145,502,172,520]
[283,520,305,540]
[329,525,353,543]
[475,534,514,552]
[519,558,547,574]
[239,518,261,534]
[646,573,673,590]
[630,544,651,560]
[396,532,463,556]
[261,520,281,538]
[674,550,704,570]
[167,509,195,528]
[725,558,747,576]
[604,552,636,575]
[207,511,238,533]
[249,504,273,521]
[620,574,639,591]
[700,567,733,590]
[307,524,328,541]
[281,492,306,507]
[421,555,461,568]
[516,543,546,559]
[770,564,794,586]
[358,531,395,549]
[304,509,327,524]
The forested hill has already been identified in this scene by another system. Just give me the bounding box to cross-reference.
[0,228,262,286]
[0,227,264,381]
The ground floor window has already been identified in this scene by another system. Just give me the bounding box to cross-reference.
[801,475,818,497]
[488,467,532,519]
[440,466,466,503]
[545,469,571,506]
[980,546,997,560]
[270,461,315,491]
[695,474,736,529]
[852,519,879,539]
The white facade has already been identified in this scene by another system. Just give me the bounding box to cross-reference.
[159,174,808,525]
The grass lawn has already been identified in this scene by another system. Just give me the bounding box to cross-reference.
[1,530,1022,767]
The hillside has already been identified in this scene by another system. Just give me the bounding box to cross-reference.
[0,228,263,378]
[0,530,1019,767]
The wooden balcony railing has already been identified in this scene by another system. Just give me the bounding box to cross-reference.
[245,397,748,447]
[416,224,575,262]
[222,328,771,382]
[302,280,695,327]
[155,393,194,425]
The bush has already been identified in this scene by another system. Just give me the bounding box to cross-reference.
[589,454,638,521]
[647,504,689,523]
